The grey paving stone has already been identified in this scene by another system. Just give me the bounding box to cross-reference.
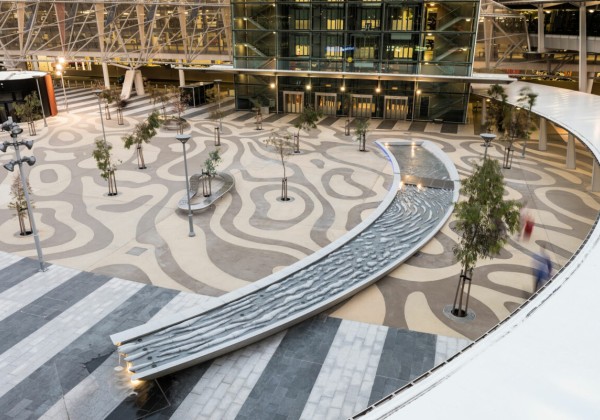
[236,316,341,420]
[0,258,48,294]
[0,271,109,354]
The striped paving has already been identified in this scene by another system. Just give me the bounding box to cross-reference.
[0,254,469,419]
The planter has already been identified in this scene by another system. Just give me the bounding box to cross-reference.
[503,145,514,169]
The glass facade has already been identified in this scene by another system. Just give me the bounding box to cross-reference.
[232,0,479,122]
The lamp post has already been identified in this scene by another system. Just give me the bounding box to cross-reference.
[55,58,69,111]
[214,79,222,130]
[176,134,195,237]
[1,122,46,272]
[34,77,47,127]
[92,90,108,146]
[480,133,496,159]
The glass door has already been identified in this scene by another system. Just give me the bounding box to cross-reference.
[283,91,304,113]
[350,94,373,118]
[384,96,409,120]
[315,93,337,116]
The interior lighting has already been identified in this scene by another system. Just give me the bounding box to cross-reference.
[306,84,312,91]
[270,82,276,89]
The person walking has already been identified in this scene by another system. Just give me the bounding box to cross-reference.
[533,245,552,291]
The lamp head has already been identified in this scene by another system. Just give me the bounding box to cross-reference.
[24,140,34,150]
[23,156,36,166]
[11,126,23,137]
[176,134,191,145]
[3,160,15,172]
[0,142,7,153]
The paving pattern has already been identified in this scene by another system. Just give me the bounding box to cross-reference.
[0,89,598,418]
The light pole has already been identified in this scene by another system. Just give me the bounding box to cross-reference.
[55,57,68,111]
[34,77,48,127]
[480,133,496,159]
[176,134,195,237]
[93,90,108,145]
[214,79,222,130]
[1,122,46,272]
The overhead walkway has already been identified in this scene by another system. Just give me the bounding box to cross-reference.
[356,81,600,418]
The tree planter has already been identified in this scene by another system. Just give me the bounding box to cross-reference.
[451,268,473,317]
[359,133,366,152]
[202,171,212,197]
[345,118,351,136]
[136,145,146,169]
[280,177,290,201]
[27,121,36,136]
[503,145,514,169]
[104,103,111,120]
[116,108,124,125]
[214,127,221,146]
[293,133,300,154]
[17,207,32,236]
[107,170,118,196]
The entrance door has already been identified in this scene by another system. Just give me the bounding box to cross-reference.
[384,96,408,120]
[417,95,430,119]
[350,94,373,118]
[283,91,304,113]
[315,93,337,116]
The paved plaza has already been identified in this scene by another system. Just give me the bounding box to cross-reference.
[0,88,598,418]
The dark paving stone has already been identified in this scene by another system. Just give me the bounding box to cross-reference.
[318,116,338,126]
[232,112,256,122]
[441,123,458,134]
[368,329,436,405]
[288,116,302,126]
[0,286,179,419]
[377,120,396,130]
[236,315,342,420]
[0,258,49,293]
[0,271,110,354]
[408,121,427,132]
[263,113,290,123]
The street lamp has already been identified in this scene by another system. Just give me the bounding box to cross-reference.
[480,133,496,159]
[93,90,108,146]
[0,122,46,271]
[55,57,68,111]
[176,134,196,237]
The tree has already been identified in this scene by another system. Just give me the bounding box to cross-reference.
[485,84,509,135]
[122,111,161,169]
[202,148,222,197]
[148,86,172,120]
[8,174,34,235]
[451,157,521,317]
[517,86,538,157]
[264,131,295,201]
[170,92,190,134]
[292,105,322,153]
[13,92,42,136]
[92,138,119,196]
[354,118,370,152]
[97,88,118,120]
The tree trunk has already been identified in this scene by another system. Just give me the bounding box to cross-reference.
[451,266,473,317]
[137,145,146,169]
[281,177,289,201]
[293,133,300,153]
[503,145,514,169]
[104,103,111,120]
[108,170,118,196]
[116,108,124,125]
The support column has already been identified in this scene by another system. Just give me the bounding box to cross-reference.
[592,159,600,192]
[579,3,588,93]
[134,70,145,96]
[566,133,576,169]
[102,62,110,89]
[537,5,545,53]
[483,4,493,69]
[179,69,186,87]
[587,71,595,94]
[538,117,547,151]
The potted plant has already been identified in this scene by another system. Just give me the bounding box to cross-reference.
[92,138,119,196]
[264,130,295,201]
[13,92,42,136]
[202,148,222,197]
[450,157,521,317]
[354,118,370,152]
[292,105,322,153]
[122,111,161,169]
[8,174,34,236]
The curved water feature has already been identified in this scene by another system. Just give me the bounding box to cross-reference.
[112,141,459,380]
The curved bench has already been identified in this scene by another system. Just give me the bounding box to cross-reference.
[177,172,235,212]
[111,140,460,381]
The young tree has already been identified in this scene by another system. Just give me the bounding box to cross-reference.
[292,105,322,153]
[264,131,295,201]
[92,138,119,196]
[8,174,34,235]
[97,88,118,120]
[170,92,190,134]
[122,111,161,169]
[485,84,509,135]
[451,157,521,317]
[13,92,42,136]
[517,86,538,157]
[202,148,222,197]
[354,118,370,152]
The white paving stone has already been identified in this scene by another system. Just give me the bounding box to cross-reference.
[300,320,388,420]
[0,251,23,270]
[0,265,80,322]
[434,335,472,366]
[170,332,285,420]
[0,278,143,398]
